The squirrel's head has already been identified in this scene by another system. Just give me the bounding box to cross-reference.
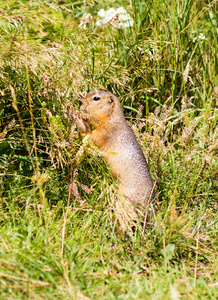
[79,90,124,128]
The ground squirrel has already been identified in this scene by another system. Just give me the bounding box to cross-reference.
[76,90,155,213]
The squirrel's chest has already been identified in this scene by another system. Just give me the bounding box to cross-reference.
[89,128,119,151]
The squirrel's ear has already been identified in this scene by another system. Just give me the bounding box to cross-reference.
[108,96,114,104]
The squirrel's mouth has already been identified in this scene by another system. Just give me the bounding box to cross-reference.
[81,113,90,123]
[79,103,89,118]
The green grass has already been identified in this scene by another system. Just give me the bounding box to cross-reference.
[0,0,217,299]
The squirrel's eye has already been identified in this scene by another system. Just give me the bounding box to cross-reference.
[93,96,100,101]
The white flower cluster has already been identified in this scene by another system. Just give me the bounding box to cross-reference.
[96,7,134,28]
[192,33,205,43]
[79,7,134,30]
[190,31,206,43]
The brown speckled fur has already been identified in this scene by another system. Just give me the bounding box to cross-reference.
[77,90,155,210]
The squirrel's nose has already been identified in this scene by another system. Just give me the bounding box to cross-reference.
[78,98,88,113]
[78,99,83,106]
[79,102,88,113]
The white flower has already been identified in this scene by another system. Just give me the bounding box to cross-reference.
[96,8,117,27]
[79,13,92,29]
[120,19,134,28]
[116,7,126,15]
[97,9,106,18]
[198,33,205,40]
[96,7,134,28]
[191,31,206,43]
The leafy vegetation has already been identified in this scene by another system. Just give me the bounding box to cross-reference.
[0,0,217,299]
